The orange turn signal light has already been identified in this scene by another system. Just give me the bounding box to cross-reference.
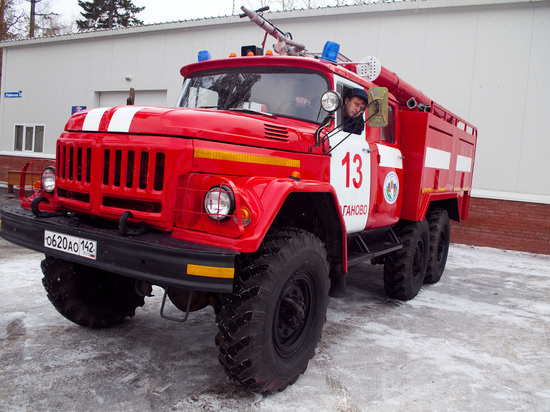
[289,171,301,181]
[233,206,252,226]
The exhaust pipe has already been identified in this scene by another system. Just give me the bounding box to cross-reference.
[407,97,417,109]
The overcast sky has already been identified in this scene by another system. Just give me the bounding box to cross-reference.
[51,0,239,24]
[48,1,407,25]
[43,1,411,26]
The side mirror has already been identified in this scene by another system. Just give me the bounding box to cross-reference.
[367,87,389,128]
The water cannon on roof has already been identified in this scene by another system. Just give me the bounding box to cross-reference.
[240,6,306,56]
[238,5,436,113]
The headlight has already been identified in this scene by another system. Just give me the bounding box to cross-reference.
[320,91,341,113]
[204,184,235,221]
[42,167,56,193]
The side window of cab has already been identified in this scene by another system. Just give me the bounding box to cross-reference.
[381,105,396,144]
[337,84,368,136]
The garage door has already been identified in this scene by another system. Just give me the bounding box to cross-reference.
[98,90,168,107]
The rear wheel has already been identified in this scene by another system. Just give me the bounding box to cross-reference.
[425,209,450,284]
[41,256,145,328]
[384,220,429,301]
[216,228,330,394]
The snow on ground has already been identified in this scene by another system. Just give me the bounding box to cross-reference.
[1,237,549,411]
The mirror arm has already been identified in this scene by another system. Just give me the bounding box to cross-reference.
[313,105,369,154]
[365,100,380,123]
[310,114,335,152]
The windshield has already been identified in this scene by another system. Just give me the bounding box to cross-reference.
[178,67,330,124]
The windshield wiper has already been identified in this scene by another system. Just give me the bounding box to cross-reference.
[228,108,275,117]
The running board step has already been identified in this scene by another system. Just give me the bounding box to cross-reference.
[346,228,402,268]
[347,242,402,267]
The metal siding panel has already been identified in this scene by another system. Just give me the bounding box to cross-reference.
[468,7,534,193]
[517,6,550,195]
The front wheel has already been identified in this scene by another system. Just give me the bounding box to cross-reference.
[216,228,330,394]
[41,256,145,328]
[383,220,430,301]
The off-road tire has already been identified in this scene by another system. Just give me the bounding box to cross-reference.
[216,228,330,394]
[41,256,145,328]
[383,220,429,301]
[424,209,450,284]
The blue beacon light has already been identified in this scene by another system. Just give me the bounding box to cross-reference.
[198,50,211,62]
[321,41,340,63]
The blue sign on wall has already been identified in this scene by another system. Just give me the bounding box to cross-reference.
[72,106,87,115]
[4,91,22,98]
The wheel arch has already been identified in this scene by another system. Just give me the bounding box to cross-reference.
[270,190,345,272]
[426,197,460,222]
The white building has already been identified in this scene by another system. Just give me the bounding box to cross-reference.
[1,0,549,252]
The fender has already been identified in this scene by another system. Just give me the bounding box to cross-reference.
[172,176,348,268]
[416,191,461,222]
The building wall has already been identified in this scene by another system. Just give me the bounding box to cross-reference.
[0,154,53,183]
[0,0,549,253]
[451,198,550,255]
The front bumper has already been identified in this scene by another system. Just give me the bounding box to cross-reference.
[0,206,237,293]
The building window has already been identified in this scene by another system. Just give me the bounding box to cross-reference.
[14,125,45,153]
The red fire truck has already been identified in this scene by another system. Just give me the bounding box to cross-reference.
[0,7,477,394]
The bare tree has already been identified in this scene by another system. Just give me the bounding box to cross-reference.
[278,0,296,10]
[1,0,26,40]
[244,0,272,10]
[299,0,318,8]
[1,0,26,93]
[27,0,73,37]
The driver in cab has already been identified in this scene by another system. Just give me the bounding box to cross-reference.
[342,88,368,135]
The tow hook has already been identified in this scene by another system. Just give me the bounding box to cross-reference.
[118,211,147,236]
[30,196,49,217]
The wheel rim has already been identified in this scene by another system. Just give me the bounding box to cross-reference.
[273,271,315,358]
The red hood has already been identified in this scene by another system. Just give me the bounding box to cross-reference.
[65,106,315,152]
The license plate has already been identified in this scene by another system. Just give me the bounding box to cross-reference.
[44,230,97,260]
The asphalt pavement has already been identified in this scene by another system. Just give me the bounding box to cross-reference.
[0,186,20,209]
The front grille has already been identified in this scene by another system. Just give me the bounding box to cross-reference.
[102,149,165,191]
[57,188,90,203]
[103,196,162,213]
[56,141,167,213]
[57,144,92,184]
[57,142,166,192]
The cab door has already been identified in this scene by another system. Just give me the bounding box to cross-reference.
[366,102,404,229]
[329,81,371,234]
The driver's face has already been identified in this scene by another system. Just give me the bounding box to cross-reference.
[343,96,367,117]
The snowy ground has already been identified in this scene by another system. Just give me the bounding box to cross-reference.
[1,235,549,411]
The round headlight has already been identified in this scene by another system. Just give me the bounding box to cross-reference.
[42,167,56,193]
[204,184,235,221]
[320,91,341,113]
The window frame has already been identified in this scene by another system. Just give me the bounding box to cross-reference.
[381,104,397,145]
[13,124,46,153]
[178,66,331,124]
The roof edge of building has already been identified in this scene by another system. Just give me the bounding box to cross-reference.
[0,0,545,48]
